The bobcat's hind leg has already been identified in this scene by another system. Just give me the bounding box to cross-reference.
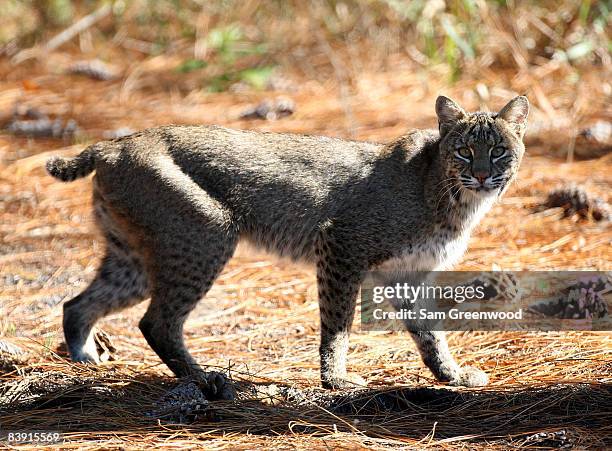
[409,331,488,387]
[63,251,148,363]
[64,189,149,364]
[138,216,238,400]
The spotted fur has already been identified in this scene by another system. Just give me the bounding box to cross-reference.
[47,96,528,398]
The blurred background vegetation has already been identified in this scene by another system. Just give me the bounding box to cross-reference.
[1,0,609,90]
[0,0,610,158]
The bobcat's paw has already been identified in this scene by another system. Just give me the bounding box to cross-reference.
[449,366,488,387]
[69,335,101,364]
[322,373,367,390]
[197,372,236,401]
[67,330,114,364]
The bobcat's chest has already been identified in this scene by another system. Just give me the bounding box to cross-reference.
[375,194,495,274]
[377,231,470,274]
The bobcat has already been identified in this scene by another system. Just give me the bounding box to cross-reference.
[47,95,529,399]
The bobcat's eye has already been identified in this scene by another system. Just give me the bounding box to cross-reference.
[491,147,506,159]
[456,148,472,160]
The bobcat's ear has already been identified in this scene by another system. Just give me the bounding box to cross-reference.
[435,96,466,137]
[497,96,529,139]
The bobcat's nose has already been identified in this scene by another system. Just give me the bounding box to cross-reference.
[473,171,489,185]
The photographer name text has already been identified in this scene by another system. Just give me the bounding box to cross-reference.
[371,308,524,321]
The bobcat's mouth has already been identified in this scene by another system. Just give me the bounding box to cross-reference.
[461,183,499,198]
[458,175,503,195]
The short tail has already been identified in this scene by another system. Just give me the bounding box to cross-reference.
[46,144,100,182]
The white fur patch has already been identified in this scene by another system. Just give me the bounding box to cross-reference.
[376,193,495,275]
[376,232,469,275]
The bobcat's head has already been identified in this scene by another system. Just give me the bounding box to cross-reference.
[436,95,529,198]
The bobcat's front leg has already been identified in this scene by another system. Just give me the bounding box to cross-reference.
[410,330,488,387]
[316,240,366,389]
[379,271,488,388]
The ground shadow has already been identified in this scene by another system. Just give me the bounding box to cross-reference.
[1,371,610,447]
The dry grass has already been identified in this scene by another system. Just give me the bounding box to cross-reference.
[1,3,611,449]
